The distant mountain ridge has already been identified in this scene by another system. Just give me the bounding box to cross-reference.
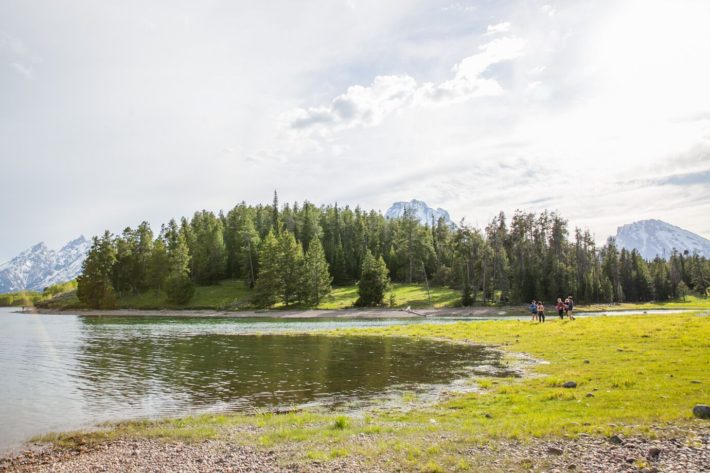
[385,199,454,227]
[615,219,710,260]
[0,236,90,293]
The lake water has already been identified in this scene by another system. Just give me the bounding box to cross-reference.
[0,308,514,454]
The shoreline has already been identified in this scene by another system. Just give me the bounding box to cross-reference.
[14,304,707,318]
[22,306,516,318]
[1,313,708,472]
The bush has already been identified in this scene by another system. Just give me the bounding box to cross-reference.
[355,250,390,307]
[165,276,195,305]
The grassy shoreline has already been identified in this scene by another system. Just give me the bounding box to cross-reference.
[20,312,709,471]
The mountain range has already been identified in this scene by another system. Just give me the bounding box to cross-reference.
[385,199,455,227]
[614,219,710,260]
[0,236,90,293]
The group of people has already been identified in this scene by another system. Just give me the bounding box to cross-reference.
[529,296,575,322]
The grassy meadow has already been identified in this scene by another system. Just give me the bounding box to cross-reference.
[33,279,463,311]
[37,312,710,472]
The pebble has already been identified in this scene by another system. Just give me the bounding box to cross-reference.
[1,426,708,473]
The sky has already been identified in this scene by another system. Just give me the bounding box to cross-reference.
[1,0,710,262]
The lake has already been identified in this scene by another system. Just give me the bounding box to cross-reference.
[0,308,514,454]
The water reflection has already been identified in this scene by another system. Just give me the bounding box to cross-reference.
[75,317,512,413]
[0,310,514,453]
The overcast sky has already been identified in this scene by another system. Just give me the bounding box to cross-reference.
[2,0,710,261]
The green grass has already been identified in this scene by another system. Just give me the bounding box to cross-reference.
[117,281,460,311]
[577,295,710,311]
[317,283,460,309]
[35,279,462,312]
[2,281,78,308]
[115,279,254,310]
[35,313,710,472]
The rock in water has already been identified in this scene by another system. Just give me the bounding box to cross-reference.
[692,404,710,419]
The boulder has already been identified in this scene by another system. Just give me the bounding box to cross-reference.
[692,404,710,419]
[562,381,577,388]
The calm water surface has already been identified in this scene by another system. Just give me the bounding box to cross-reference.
[0,308,513,453]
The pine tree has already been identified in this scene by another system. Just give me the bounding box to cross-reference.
[356,250,390,306]
[133,221,154,292]
[255,231,281,307]
[147,237,170,291]
[278,231,304,306]
[77,231,117,309]
[272,190,280,235]
[302,237,332,306]
[163,219,194,304]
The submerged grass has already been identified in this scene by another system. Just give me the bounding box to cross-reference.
[33,313,710,472]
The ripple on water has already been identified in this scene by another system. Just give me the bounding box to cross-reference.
[0,309,518,454]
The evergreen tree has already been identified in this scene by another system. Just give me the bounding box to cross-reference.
[77,231,117,309]
[147,237,170,291]
[255,231,281,307]
[190,211,227,284]
[356,250,390,306]
[278,231,304,306]
[301,237,332,306]
[272,190,280,235]
[164,219,194,304]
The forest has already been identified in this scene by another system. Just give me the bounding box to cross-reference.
[76,193,710,309]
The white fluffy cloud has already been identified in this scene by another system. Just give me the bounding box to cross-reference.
[486,22,511,34]
[285,36,526,138]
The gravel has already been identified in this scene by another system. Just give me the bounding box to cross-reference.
[1,426,707,472]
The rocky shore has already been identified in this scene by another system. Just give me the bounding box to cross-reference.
[2,425,707,472]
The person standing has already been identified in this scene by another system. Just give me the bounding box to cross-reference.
[564,297,570,318]
[537,301,545,323]
[556,298,565,319]
[529,299,538,322]
[567,296,575,320]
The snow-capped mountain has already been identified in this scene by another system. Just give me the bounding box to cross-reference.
[0,236,90,293]
[385,200,454,227]
[615,220,710,260]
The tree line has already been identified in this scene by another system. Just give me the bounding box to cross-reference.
[76,193,710,308]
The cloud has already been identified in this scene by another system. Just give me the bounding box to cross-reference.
[657,169,710,187]
[441,3,476,13]
[0,31,26,56]
[10,62,33,79]
[486,22,511,35]
[284,36,526,138]
[288,75,417,133]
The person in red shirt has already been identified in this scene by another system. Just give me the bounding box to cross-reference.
[556,298,565,319]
